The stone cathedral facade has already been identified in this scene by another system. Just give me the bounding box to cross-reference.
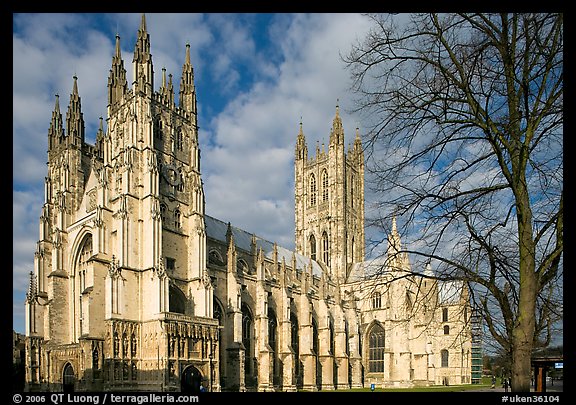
[24,15,472,392]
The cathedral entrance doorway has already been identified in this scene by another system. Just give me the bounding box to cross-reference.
[62,363,75,392]
[181,365,202,393]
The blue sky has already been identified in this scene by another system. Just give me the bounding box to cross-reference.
[12,13,374,334]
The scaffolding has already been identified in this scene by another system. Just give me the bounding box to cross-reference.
[470,307,483,384]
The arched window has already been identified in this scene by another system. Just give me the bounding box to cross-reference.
[174,209,181,229]
[268,309,278,384]
[321,169,328,202]
[208,250,223,266]
[322,231,329,266]
[309,174,317,206]
[237,259,249,275]
[77,235,92,337]
[329,318,335,355]
[350,174,354,208]
[441,349,449,367]
[169,285,186,314]
[176,128,183,151]
[290,312,301,388]
[368,323,385,373]
[154,117,163,139]
[177,173,184,192]
[160,203,167,223]
[444,325,450,335]
[309,234,316,261]
[242,304,254,377]
[371,291,382,309]
[442,307,449,322]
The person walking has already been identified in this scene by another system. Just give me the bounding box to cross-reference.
[503,378,509,392]
[491,376,496,389]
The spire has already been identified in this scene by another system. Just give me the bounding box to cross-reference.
[353,127,363,154]
[134,13,151,63]
[66,75,85,147]
[26,271,37,303]
[179,43,197,115]
[133,13,153,93]
[159,67,174,105]
[48,94,64,150]
[329,100,344,146]
[94,117,105,158]
[108,33,128,106]
[226,222,233,246]
[387,216,403,269]
[295,118,307,160]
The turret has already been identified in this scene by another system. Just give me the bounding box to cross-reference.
[47,94,64,151]
[179,43,198,123]
[108,33,128,108]
[65,75,85,148]
[132,13,154,95]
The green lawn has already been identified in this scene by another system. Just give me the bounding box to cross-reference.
[304,377,493,392]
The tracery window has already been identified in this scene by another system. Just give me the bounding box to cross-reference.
[441,349,449,367]
[321,169,328,202]
[371,291,382,309]
[322,231,329,266]
[309,234,316,261]
[310,174,317,206]
[174,209,181,229]
[368,323,385,373]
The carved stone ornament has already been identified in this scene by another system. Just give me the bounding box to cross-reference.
[154,256,166,279]
[202,268,212,288]
[108,255,121,278]
[161,163,182,186]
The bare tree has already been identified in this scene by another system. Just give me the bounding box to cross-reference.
[343,13,563,392]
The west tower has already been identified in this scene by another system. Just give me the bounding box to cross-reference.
[294,105,365,283]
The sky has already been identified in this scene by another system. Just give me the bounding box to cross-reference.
[12,13,376,334]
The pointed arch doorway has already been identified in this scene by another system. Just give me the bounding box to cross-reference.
[62,363,75,392]
[181,365,203,393]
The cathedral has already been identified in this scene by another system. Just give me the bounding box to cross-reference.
[24,15,472,392]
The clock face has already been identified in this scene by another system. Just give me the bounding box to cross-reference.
[162,163,181,186]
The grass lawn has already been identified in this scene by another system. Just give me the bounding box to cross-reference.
[307,377,494,392]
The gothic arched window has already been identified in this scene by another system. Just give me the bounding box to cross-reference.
[208,250,223,266]
[444,325,450,335]
[169,285,186,314]
[310,174,317,206]
[321,169,328,202]
[176,128,183,151]
[309,234,316,261]
[174,209,181,229]
[322,231,329,266]
[268,309,278,383]
[242,304,254,376]
[368,323,385,373]
[442,307,449,322]
[350,174,355,208]
[77,235,92,337]
[371,291,382,309]
[441,349,449,367]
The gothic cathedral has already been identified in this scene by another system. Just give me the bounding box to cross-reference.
[24,15,472,392]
